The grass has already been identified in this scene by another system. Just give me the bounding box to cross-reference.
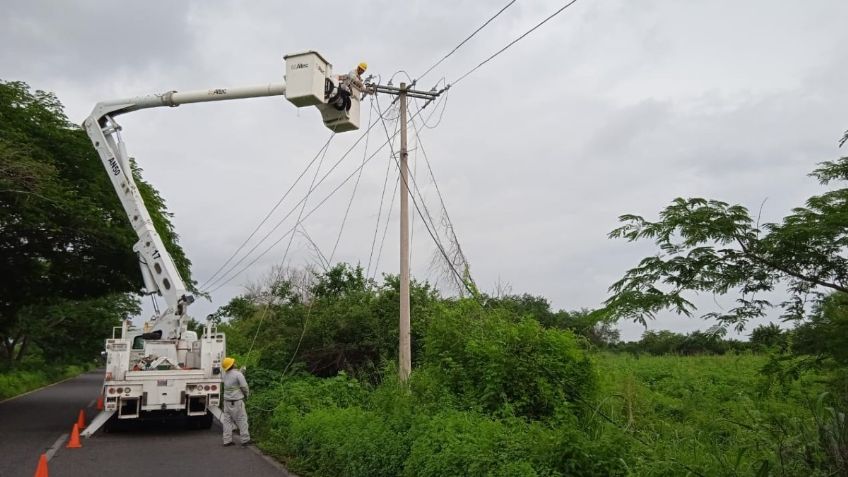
[593,352,836,476]
[0,363,94,401]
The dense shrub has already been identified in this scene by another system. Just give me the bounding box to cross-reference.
[404,411,547,477]
[250,373,627,477]
[287,406,410,477]
[423,299,596,419]
[247,372,368,446]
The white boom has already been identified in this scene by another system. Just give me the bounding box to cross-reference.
[82,82,289,339]
[81,51,362,437]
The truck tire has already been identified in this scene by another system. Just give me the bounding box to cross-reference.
[186,412,213,430]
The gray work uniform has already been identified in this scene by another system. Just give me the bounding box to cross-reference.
[345,69,364,91]
[221,368,250,444]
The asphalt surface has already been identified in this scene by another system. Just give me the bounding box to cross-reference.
[0,369,289,477]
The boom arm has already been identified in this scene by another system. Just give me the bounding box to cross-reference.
[82,83,287,339]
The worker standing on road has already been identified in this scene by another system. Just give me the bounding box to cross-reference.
[221,357,251,447]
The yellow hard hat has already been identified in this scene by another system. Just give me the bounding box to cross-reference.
[222,357,235,371]
[358,62,368,71]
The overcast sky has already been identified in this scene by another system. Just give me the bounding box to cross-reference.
[3,0,847,340]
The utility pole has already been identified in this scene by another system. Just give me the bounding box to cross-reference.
[398,83,411,382]
[366,80,443,381]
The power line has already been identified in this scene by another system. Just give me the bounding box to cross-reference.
[367,103,400,280]
[451,0,579,87]
[373,175,400,282]
[201,111,389,293]
[409,111,476,293]
[416,0,519,84]
[206,100,418,294]
[277,125,331,277]
[371,95,405,282]
[199,132,336,290]
[298,225,330,271]
[414,81,450,129]
[409,103,468,265]
[374,95,475,296]
[202,130,337,293]
[329,99,375,265]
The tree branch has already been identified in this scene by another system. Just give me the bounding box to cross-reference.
[735,237,848,294]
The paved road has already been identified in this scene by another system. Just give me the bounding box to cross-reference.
[0,370,289,477]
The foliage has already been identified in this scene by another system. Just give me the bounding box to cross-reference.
[218,263,440,378]
[556,308,621,347]
[0,363,93,400]
[422,299,595,419]
[243,351,846,477]
[810,392,848,474]
[749,322,789,352]
[483,293,558,326]
[0,80,193,365]
[616,326,747,356]
[792,292,848,364]
[594,353,843,476]
[220,262,848,475]
[248,372,623,477]
[605,157,848,331]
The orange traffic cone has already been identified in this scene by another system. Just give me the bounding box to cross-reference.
[77,409,86,429]
[96,395,104,411]
[33,453,48,477]
[66,424,82,448]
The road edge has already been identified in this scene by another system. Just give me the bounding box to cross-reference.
[246,445,301,477]
[211,414,299,476]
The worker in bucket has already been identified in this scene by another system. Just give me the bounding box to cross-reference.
[221,357,251,446]
[331,62,368,111]
[347,62,368,93]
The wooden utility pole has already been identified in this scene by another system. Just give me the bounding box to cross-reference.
[366,80,443,382]
[398,83,411,381]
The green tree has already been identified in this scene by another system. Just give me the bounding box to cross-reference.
[0,80,192,365]
[217,264,440,378]
[483,294,557,327]
[604,157,848,342]
[556,308,621,347]
[791,292,848,364]
[749,322,788,351]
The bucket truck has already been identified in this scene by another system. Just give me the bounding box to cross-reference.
[81,52,364,436]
